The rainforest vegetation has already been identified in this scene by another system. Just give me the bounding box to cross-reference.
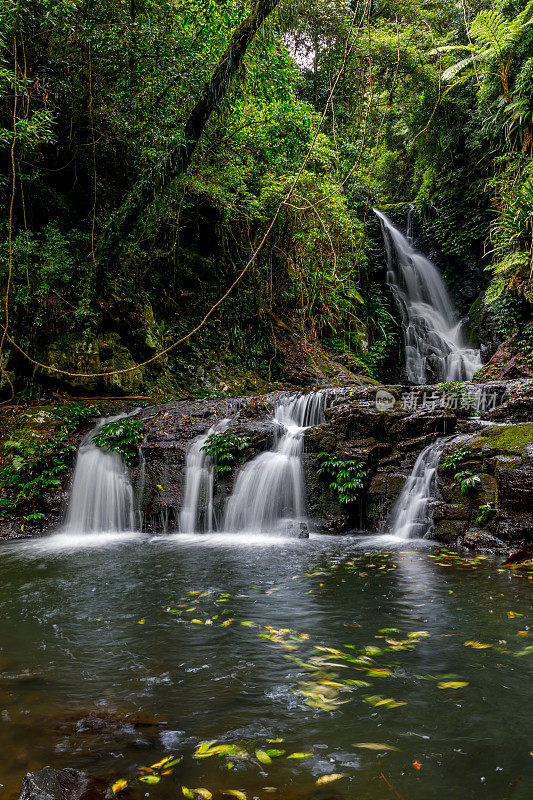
[1,0,533,399]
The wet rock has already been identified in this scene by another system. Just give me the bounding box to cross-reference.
[458,529,508,551]
[474,337,533,382]
[19,768,104,800]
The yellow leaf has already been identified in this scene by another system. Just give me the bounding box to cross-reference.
[138,619,145,625]
[182,788,195,799]
[316,774,347,785]
[255,749,272,764]
[157,484,163,490]
[286,753,313,759]
[111,779,128,794]
[354,743,400,751]
[464,641,492,649]
[438,681,469,689]
[150,757,171,769]
[193,790,212,799]
[222,792,247,799]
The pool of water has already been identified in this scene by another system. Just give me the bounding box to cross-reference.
[0,532,532,800]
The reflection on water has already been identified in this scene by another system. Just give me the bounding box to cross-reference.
[0,534,531,800]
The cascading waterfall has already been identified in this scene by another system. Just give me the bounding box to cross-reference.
[179,419,229,534]
[223,392,326,534]
[375,209,482,384]
[388,439,448,539]
[63,415,136,534]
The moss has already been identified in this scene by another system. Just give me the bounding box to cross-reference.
[473,423,533,456]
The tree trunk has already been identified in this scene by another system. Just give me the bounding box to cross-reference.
[97,0,281,278]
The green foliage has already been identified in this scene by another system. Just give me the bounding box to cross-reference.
[201,431,251,473]
[317,452,366,504]
[476,501,496,525]
[51,405,102,433]
[440,446,471,473]
[451,469,482,495]
[92,419,146,465]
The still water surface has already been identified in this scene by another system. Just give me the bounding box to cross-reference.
[0,533,531,799]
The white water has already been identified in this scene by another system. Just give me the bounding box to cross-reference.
[63,416,136,534]
[223,393,326,534]
[179,418,229,534]
[388,439,447,539]
[375,209,481,384]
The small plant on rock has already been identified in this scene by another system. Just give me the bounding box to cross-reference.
[92,419,146,465]
[452,469,481,495]
[201,431,251,473]
[440,446,471,472]
[317,452,367,504]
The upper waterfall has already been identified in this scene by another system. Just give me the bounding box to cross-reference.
[223,392,326,534]
[375,209,482,384]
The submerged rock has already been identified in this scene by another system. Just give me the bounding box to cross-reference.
[19,768,103,800]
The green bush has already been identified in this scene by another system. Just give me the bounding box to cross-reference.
[201,431,251,473]
[317,452,367,504]
[92,419,146,465]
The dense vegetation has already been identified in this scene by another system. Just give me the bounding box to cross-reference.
[1,0,533,399]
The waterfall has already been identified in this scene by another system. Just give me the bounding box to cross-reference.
[388,440,447,539]
[223,392,326,534]
[179,419,229,534]
[63,415,136,534]
[375,209,482,384]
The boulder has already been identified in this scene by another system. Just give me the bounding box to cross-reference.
[19,768,103,800]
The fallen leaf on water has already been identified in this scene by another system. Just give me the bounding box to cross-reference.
[150,757,171,769]
[255,749,272,764]
[464,641,492,649]
[354,743,400,751]
[111,780,128,794]
[316,774,347,785]
[182,789,195,799]
[138,619,145,625]
[412,760,422,771]
[193,790,212,799]
[222,792,247,799]
[140,775,160,784]
[437,681,469,689]
[287,752,313,759]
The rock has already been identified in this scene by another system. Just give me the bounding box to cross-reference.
[19,768,103,800]
[473,336,533,382]
[458,529,508,552]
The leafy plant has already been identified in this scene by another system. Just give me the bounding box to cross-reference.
[452,469,481,495]
[201,431,251,473]
[317,452,366,505]
[440,446,471,473]
[92,419,146,465]
[51,405,102,434]
[476,501,496,526]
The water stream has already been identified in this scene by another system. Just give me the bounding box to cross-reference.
[223,392,326,533]
[63,415,136,535]
[388,439,448,539]
[179,419,229,534]
[375,209,482,383]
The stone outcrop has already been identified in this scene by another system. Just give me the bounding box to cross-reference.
[19,768,104,800]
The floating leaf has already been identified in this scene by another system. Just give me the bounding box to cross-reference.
[111,780,128,794]
[437,681,469,689]
[265,749,285,758]
[193,790,212,799]
[140,775,160,784]
[464,641,492,649]
[223,792,247,799]
[287,752,313,759]
[255,749,272,764]
[316,774,347,785]
[354,743,399,751]
[182,788,195,799]
[138,619,145,625]
[412,759,422,771]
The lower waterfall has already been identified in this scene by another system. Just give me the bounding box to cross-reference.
[179,419,229,533]
[388,439,447,539]
[223,392,326,534]
[63,416,136,535]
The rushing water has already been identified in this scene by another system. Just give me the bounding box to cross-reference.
[0,534,531,800]
[375,209,482,384]
[388,440,448,539]
[223,393,326,533]
[179,419,229,534]
[63,416,136,535]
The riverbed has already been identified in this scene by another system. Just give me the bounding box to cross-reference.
[0,533,531,799]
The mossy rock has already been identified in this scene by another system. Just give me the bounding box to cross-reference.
[471,423,533,458]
